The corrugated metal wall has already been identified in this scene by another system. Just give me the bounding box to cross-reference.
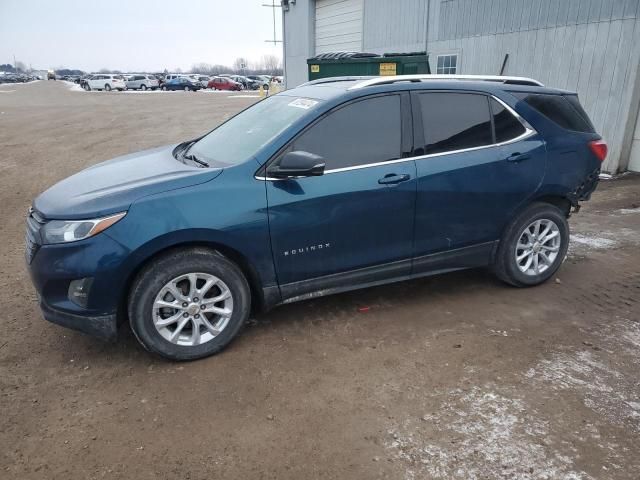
[286,0,640,171]
[315,0,364,53]
[362,0,427,53]
[425,0,640,172]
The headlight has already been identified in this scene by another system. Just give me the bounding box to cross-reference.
[41,212,126,244]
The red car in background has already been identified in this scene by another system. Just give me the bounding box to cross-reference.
[207,77,242,91]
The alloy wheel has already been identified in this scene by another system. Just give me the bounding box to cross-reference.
[152,273,233,346]
[514,219,561,276]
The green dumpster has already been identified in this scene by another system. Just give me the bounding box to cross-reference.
[307,52,430,81]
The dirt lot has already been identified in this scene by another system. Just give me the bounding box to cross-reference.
[1,80,639,479]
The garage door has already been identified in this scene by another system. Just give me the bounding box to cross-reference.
[315,0,363,54]
[629,110,640,172]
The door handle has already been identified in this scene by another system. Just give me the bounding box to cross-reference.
[506,152,531,163]
[378,173,411,185]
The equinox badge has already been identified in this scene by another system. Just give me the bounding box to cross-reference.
[283,243,331,256]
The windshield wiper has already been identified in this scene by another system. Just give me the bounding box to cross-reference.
[183,152,209,168]
[179,141,209,167]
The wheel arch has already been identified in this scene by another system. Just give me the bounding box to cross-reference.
[117,239,270,326]
[529,194,572,217]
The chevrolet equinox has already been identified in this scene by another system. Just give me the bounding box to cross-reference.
[26,75,606,360]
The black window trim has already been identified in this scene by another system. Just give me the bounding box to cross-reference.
[256,91,535,181]
[512,91,595,134]
[409,90,536,161]
[257,92,412,180]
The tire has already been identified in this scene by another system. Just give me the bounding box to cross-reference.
[140,84,147,91]
[184,86,190,92]
[128,248,251,361]
[162,85,167,91]
[84,84,91,91]
[492,202,569,287]
[104,84,111,91]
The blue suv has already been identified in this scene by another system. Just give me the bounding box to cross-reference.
[26,75,606,360]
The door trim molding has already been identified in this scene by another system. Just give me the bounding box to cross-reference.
[275,241,498,306]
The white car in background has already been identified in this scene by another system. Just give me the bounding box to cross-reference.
[86,74,126,91]
[125,74,159,91]
[193,75,211,88]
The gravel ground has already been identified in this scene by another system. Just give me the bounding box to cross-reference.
[1,80,639,480]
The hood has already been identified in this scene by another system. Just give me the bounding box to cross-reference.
[34,145,222,219]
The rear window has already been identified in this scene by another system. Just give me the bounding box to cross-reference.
[416,92,493,155]
[513,92,595,133]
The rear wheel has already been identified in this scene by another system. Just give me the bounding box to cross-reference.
[128,248,251,361]
[140,84,147,91]
[104,84,111,91]
[492,203,569,287]
[184,86,190,92]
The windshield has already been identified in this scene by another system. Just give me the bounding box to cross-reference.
[188,95,321,166]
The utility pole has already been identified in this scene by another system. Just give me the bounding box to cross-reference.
[262,1,283,45]
[13,54,16,73]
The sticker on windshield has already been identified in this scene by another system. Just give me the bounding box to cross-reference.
[288,98,318,109]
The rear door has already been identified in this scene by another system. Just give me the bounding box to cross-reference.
[265,93,417,297]
[411,91,546,268]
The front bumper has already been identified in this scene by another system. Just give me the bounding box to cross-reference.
[26,221,132,339]
[40,298,117,341]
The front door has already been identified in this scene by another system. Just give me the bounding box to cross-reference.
[265,94,417,298]
[410,91,546,268]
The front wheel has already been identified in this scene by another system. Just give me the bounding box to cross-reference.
[128,248,251,361]
[140,84,147,91]
[104,84,111,91]
[161,85,167,91]
[492,203,569,287]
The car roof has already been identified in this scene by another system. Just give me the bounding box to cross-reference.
[284,75,575,101]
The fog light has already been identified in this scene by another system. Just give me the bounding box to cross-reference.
[68,278,94,308]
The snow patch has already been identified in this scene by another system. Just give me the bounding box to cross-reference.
[386,386,590,480]
[570,234,617,250]
[527,331,640,433]
[617,208,640,215]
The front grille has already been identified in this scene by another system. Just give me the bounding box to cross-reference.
[25,207,46,264]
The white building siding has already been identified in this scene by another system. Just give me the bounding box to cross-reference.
[427,0,640,173]
[283,0,640,172]
[362,0,427,54]
[315,0,363,53]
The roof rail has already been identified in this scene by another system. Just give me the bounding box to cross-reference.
[349,74,544,89]
[300,76,375,87]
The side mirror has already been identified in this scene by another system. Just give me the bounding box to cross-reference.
[268,151,325,178]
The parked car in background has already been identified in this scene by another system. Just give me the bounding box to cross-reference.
[25,74,606,360]
[163,74,186,83]
[246,75,270,90]
[193,75,211,88]
[79,75,93,90]
[126,74,159,91]
[207,76,242,91]
[47,70,56,80]
[228,75,257,90]
[85,74,126,91]
[161,77,202,91]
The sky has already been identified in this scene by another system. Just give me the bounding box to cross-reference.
[0,0,283,72]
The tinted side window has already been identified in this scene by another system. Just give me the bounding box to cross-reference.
[490,98,526,142]
[292,95,402,170]
[417,93,492,155]
[513,93,595,133]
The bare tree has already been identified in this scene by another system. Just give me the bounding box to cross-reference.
[15,60,27,73]
[233,57,249,73]
[261,54,281,76]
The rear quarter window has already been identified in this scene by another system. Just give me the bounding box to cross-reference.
[513,92,595,133]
